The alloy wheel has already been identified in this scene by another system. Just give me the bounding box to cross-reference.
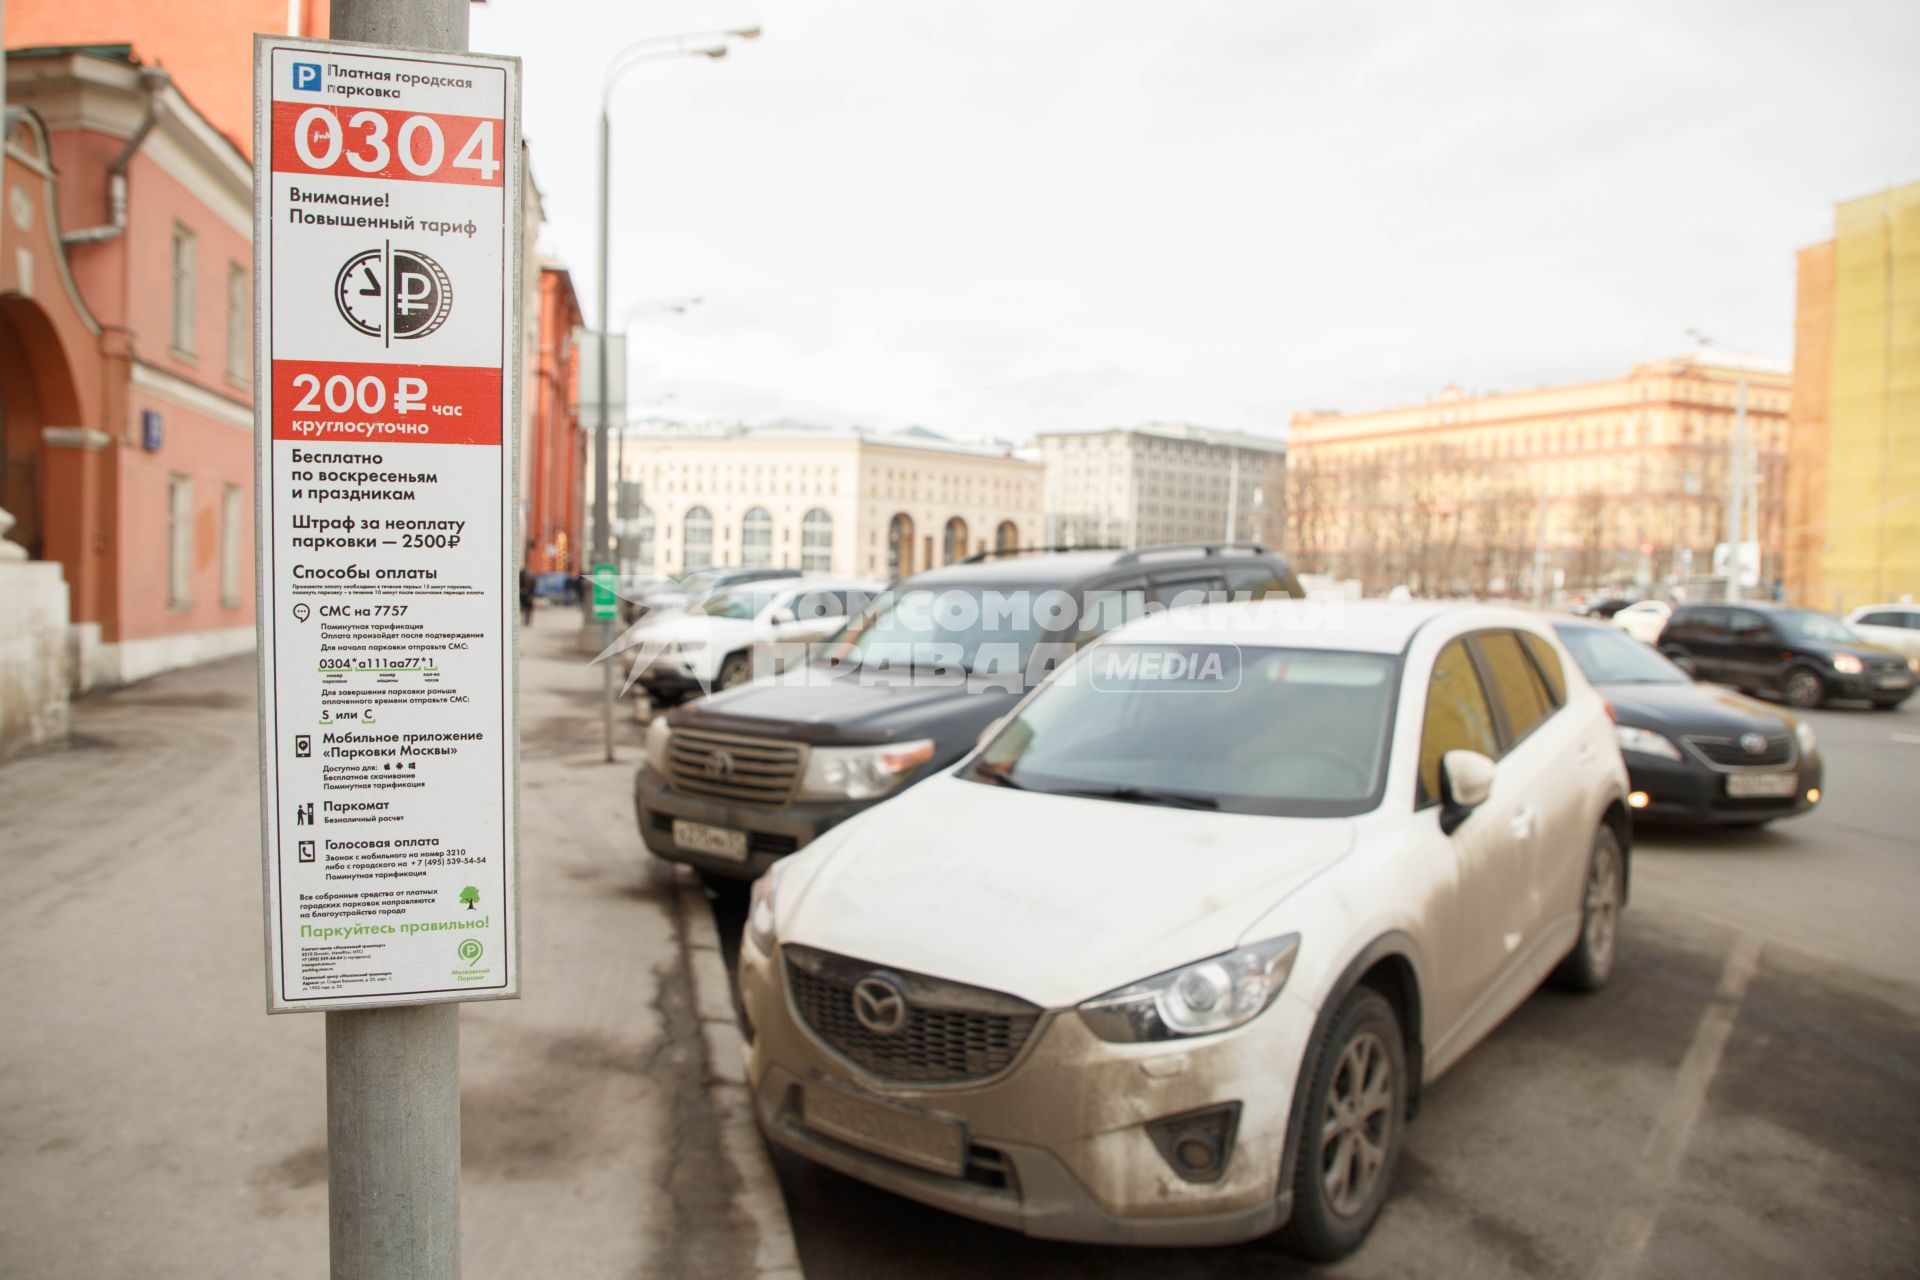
[1785,670,1823,709]
[1319,1030,1395,1218]
[1585,840,1621,974]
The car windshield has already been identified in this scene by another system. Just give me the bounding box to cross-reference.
[1775,610,1859,645]
[698,587,785,620]
[966,644,1397,817]
[1552,623,1688,684]
[832,586,1052,676]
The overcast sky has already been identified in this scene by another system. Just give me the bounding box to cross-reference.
[471,0,1920,441]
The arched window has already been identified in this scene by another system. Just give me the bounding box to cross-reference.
[886,513,915,579]
[683,506,713,572]
[741,507,772,568]
[800,508,833,572]
[634,505,656,571]
[995,520,1018,552]
[942,516,969,565]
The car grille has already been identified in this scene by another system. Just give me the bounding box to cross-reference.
[666,728,804,806]
[1685,733,1794,768]
[783,945,1043,1085]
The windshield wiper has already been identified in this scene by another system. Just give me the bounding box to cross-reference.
[970,768,1028,790]
[1054,785,1219,811]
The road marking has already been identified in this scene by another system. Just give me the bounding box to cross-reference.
[1592,932,1762,1280]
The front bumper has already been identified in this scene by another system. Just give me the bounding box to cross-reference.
[1625,751,1823,826]
[634,764,871,881]
[1825,670,1914,703]
[737,935,1309,1246]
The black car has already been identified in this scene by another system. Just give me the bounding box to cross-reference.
[1656,602,1915,710]
[634,542,1303,884]
[1554,619,1823,827]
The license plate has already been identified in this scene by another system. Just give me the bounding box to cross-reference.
[1727,772,1799,799]
[1875,674,1912,690]
[803,1082,968,1176]
[672,819,748,861]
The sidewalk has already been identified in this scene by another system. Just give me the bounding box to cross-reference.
[0,606,796,1279]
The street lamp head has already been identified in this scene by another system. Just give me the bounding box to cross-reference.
[704,46,730,59]
[728,26,764,39]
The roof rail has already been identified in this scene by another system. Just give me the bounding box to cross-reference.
[959,544,1121,564]
[1111,541,1272,566]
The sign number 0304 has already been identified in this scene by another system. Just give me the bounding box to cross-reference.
[292,106,499,181]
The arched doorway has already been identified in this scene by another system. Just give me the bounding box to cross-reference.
[995,520,1018,553]
[942,516,969,565]
[886,513,915,579]
[0,298,85,561]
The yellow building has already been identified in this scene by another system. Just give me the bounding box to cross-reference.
[1785,181,1920,612]
[1288,357,1791,597]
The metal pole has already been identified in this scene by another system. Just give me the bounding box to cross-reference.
[595,109,616,762]
[1532,486,1550,610]
[1726,369,1747,602]
[321,6,468,1277]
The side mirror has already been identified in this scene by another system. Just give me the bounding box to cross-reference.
[770,607,797,625]
[1439,749,1495,835]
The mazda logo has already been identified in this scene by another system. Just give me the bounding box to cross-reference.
[851,975,909,1036]
[1739,732,1769,755]
[705,749,735,781]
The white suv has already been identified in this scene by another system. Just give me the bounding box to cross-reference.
[737,601,1629,1258]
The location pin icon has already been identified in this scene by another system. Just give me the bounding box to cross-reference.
[293,603,311,623]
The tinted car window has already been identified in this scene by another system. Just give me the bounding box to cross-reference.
[1729,609,1772,636]
[1417,639,1500,807]
[1149,575,1228,609]
[1519,631,1567,705]
[1684,608,1730,636]
[1858,611,1898,627]
[1222,564,1291,599]
[1076,581,1147,644]
[1476,631,1553,746]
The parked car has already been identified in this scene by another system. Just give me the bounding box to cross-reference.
[625,566,803,625]
[1657,602,1915,709]
[1611,599,1671,645]
[1843,603,1920,663]
[1575,596,1634,619]
[737,601,1628,1257]
[632,578,885,704]
[635,543,1303,884]
[1553,618,1821,826]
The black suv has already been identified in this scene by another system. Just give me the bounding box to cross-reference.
[633,543,1303,883]
[1657,602,1915,710]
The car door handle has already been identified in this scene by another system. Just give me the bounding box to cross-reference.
[1509,808,1535,840]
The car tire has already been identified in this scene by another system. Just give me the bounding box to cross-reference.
[1554,824,1626,992]
[1783,666,1826,709]
[697,869,750,902]
[1280,987,1408,1262]
[716,651,752,690]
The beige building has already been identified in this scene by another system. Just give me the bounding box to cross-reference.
[1286,355,1793,597]
[1037,424,1287,551]
[614,423,1043,579]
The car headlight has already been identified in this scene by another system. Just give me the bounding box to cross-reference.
[1615,725,1683,761]
[644,717,673,775]
[747,860,785,955]
[1832,653,1864,675]
[1078,935,1300,1043]
[1794,720,1817,755]
[796,740,936,800]
[677,639,707,655]
[1909,657,1919,674]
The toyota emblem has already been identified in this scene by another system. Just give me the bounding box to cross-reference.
[1739,732,1769,755]
[705,749,735,781]
[851,975,909,1036]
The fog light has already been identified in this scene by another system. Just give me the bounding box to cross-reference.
[1628,791,1650,809]
[1145,1102,1240,1184]
[1807,787,1821,804]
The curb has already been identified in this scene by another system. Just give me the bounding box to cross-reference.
[674,867,804,1280]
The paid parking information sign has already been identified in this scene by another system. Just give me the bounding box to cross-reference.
[254,38,521,1012]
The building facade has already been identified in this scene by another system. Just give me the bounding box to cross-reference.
[1784,180,1919,612]
[4,48,258,686]
[615,423,1043,580]
[1286,356,1793,598]
[1037,423,1287,552]
[521,263,583,574]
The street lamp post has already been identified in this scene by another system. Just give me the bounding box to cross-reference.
[591,29,756,762]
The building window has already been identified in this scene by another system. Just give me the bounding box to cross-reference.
[742,507,773,568]
[996,520,1018,552]
[168,474,194,608]
[886,513,915,579]
[683,506,713,571]
[635,506,655,571]
[219,484,243,607]
[171,224,198,357]
[942,516,969,565]
[225,262,248,382]
[800,508,832,572]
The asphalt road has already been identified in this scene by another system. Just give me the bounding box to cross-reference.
[705,693,1920,1280]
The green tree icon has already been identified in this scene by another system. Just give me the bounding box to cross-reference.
[459,886,480,910]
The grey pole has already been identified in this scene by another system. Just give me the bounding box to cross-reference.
[595,109,616,762]
[1725,368,1747,602]
[323,5,468,1279]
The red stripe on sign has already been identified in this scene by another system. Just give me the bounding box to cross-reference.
[271,361,502,446]
[271,102,505,186]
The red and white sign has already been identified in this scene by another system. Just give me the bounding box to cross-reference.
[254,38,521,1013]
